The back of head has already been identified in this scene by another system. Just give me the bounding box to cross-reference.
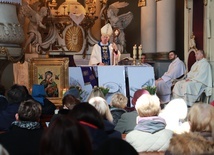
[132,89,150,106]
[69,102,104,129]
[7,84,28,104]
[87,87,105,102]
[111,93,128,109]
[32,84,46,97]
[188,103,214,139]
[89,96,113,122]
[135,94,160,117]
[32,84,46,105]
[167,132,214,155]
[40,116,92,155]
[18,99,42,122]
[162,98,188,120]
[62,94,80,110]
[64,87,80,100]
[95,138,138,155]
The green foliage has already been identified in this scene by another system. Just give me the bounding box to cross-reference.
[98,86,110,96]
[143,86,156,95]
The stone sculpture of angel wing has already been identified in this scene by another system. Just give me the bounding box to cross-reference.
[18,1,41,25]
[117,12,133,29]
[107,1,133,29]
[109,1,129,14]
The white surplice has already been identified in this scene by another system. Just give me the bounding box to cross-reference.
[173,58,212,106]
[89,43,121,66]
[156,57,186,103]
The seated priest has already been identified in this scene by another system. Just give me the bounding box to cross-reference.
[172,49,212,107]
[89,23,121,66]
[155,51,186,104]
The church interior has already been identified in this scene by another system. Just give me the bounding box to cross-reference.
[0,0,213,104]
[1,0,214,154]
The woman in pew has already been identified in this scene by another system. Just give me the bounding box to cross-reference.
[69,102,108,151]
[0,84,29,131]
[89,97,121,139]
[165,103,214,155]
[114,89,150,134]
[126,94,173,153]
[50,93,80,125]
[159,98,189,134]
[0,100,43,155]
[40,116,92,155]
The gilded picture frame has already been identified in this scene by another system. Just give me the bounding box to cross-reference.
[29,58,69,106]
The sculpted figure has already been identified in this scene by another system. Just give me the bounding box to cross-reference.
[106,1,133,53]
[19,1,48,53]
[189,33,196,49]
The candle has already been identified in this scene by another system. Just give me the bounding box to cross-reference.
[67,4,70,13]
[138,45,142,58]
[133,44,137,58]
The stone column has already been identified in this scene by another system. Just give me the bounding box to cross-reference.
[156,0,176,53]
[141,0,156,54]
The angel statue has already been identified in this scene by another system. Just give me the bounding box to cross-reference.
[106,1,133,53]
[18,1,48,53]
[189,33,196,49]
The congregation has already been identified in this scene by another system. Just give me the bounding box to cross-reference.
[0,78,214,155]
[0,22,213,155]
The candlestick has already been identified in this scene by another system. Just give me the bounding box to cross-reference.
[133,44,137,59]
[138,45,142,57]
[67,4,70,14]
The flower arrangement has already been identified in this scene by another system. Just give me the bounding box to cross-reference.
[99,86,110,96]
[143,86,156,95]
[93,86,110,97]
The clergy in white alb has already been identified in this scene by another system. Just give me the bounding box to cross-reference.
[172,50,212,106]
[156,51,186,104]
[89,23,121,66]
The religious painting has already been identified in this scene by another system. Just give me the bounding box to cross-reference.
[29,58,69,106]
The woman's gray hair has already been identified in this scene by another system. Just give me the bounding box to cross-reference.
[89,97,113,123]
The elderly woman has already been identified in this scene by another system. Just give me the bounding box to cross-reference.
[126,94,173,153]
[166,103,214,155]
[89,96,121,138]
[159,98,189,134]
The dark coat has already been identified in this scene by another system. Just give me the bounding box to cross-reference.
[103,119,121,139]
[0,96,8,111]
[114,110,138,134]
[82,124,108,151]
[0,124,43,155]
[0,103,20,131]
[110,107,126,125]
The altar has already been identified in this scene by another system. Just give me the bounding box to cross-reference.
[69,65,155,106]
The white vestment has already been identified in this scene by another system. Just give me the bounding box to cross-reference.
[173,58,212,106]
[89,42,121,65]
[156,57,186,103]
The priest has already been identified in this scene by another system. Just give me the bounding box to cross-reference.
[172,50,212,106]
[155,51,186,104]
[89,23,121,66]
